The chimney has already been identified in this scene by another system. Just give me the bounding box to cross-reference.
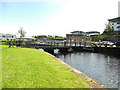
[118,1,120,17]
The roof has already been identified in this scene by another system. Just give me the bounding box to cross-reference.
[86,31,100,33]
[70,31,83,33]
[16,36,35,39]
[108,17,120,22]
[70,31,100,34]
[0,33,16,36]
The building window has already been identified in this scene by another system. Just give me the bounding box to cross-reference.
[117,26,120,28]
[117,22,120,24]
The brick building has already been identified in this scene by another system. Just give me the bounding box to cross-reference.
[66,31,100,42]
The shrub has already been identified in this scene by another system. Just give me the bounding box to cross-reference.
[0,40,16,45]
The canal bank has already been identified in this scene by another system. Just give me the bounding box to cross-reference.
[42,50,108,89]
[21,44,119,89]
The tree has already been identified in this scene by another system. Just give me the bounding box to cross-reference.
[103,23,114,34]
[95,34,104,41]
[84,35,91,41]
[18,27,26,40]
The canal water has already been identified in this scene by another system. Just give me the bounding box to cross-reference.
[55,51,120,88]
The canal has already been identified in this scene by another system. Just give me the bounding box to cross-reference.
[55,51,120,88]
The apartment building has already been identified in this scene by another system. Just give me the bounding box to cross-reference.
[108,17,120,31]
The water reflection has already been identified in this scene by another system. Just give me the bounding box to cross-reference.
[56,52,120,88]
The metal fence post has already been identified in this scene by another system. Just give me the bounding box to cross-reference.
[75,42,76,46]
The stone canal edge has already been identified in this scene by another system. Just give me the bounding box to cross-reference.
[41,50,109,89]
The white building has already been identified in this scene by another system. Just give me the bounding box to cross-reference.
[108,17,120,31]
[0,33,16,40]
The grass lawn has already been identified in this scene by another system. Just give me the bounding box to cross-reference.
[2,46,90,88]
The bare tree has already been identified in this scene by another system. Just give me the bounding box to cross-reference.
[18,27,26,40]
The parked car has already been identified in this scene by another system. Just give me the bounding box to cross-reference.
[95,41,103,45]
[102,41,114,45]
[114,42,120,46]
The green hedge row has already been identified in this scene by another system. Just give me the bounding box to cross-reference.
[0,40,37,46]
[0,40,16,45]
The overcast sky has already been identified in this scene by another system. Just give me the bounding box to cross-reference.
[0,0,120,37]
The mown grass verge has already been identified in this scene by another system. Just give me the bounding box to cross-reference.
[2,45,90,88]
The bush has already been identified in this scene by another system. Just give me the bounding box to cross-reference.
[0,40,37,46]
[0,40,16,45]
[0,40,9,45]
[20,40,37,47]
